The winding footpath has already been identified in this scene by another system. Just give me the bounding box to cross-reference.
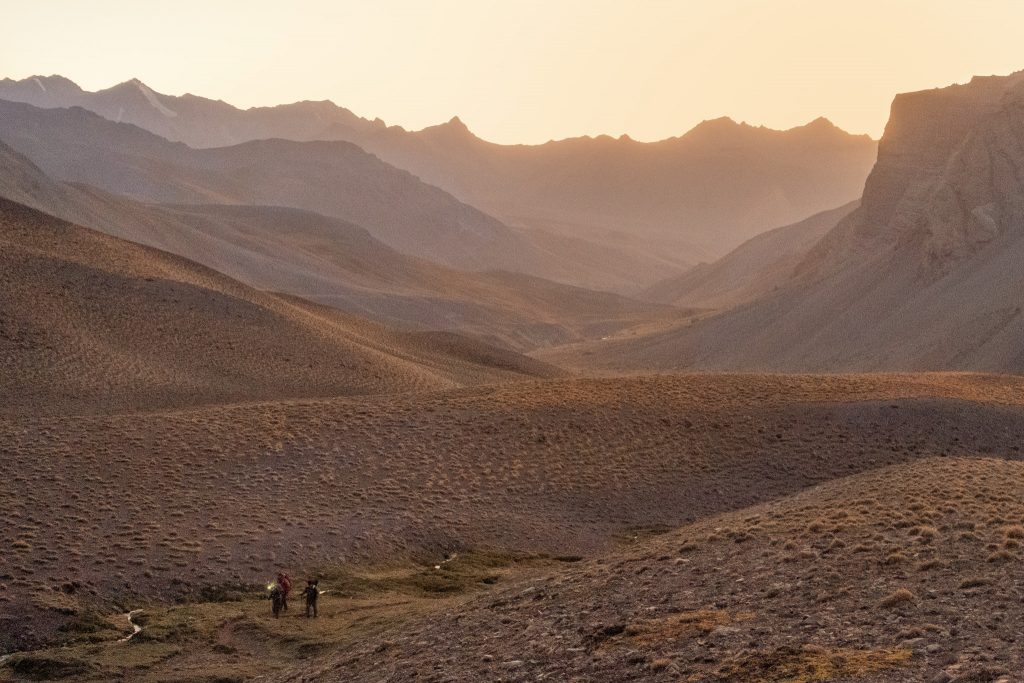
[0,608,145,672]
[118,609,145,643]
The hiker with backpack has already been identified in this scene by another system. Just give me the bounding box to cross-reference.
[302,578,320,618]
[269,581,284,618]
[277,572,292,612]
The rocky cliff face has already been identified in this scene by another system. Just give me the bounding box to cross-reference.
[594,71,1024,373]
[861,75,1019,231]
[803,72,1024,274]
[919,78,1024,259]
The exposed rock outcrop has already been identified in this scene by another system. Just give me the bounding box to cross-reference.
[587,71,1024,373]
[809,72,1024,272]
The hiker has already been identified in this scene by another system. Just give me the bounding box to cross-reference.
[277,572,292,612]
[302,579,320,618]
[269,581,284,618]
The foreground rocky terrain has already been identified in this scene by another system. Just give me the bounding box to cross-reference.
[279,456,1024,682]
[2,373,1023,682]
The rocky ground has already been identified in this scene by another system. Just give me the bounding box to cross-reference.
[272,457,1024,683]
[2,373,1024,681]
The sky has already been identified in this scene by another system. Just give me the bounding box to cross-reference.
[4,1,1024,144]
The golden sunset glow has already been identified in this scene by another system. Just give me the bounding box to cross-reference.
[5,0,1024,142]
[7,1,1024,678]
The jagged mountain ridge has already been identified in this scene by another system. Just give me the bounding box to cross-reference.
[0,98,530,270]
[0,97,684,291]
[355,113,877,262]
[0,75,379,148]
[0,75,878,263]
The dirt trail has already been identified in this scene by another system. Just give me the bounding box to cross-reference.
[117,609,145,643]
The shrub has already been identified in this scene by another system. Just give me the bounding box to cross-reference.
[879,588,916,608]
[883,552,907,565]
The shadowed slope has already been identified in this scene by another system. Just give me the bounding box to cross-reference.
[74,202,679,352]
[0,197,563,417]
[0,140,674,352]
[641,201,858,310]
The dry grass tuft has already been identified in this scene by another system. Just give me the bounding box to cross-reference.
[879,588,916,608]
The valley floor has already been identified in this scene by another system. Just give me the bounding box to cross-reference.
[2,373,1023,681]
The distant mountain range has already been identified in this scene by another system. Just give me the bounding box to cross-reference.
[0,96,684,292]
[0,76,878,270]
[351,114,877,264]
[0,75,383,148]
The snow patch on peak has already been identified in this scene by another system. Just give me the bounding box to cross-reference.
[32,77,46,93]
[133,79,177,118]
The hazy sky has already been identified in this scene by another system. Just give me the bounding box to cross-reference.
[5,1,1024,143]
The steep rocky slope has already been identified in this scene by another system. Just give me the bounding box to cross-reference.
[577,71,1024,372]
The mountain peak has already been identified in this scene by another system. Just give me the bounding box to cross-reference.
[106,77,145,91]
[0,74,84,98]
[445,115,470,131]
[692,116,740,130]
[683,117,746,142]
[805,116,838,130]
[32,74,81,89]
[790,116,859,138]
[418,115,478,141]
[690,116,742,131]
[101,78,178,118]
